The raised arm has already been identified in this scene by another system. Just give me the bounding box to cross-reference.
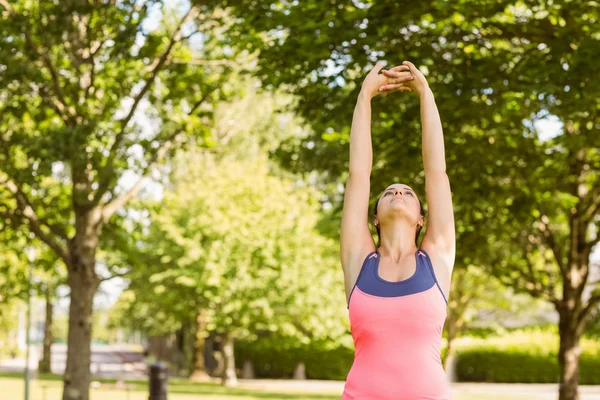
[384,61,456,273]
[340,64,414,302]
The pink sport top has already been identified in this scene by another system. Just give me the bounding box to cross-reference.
[342,249,452,400]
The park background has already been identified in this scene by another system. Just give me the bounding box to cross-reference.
[0,1,599,400]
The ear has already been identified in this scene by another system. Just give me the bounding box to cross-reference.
[373,217,379,227]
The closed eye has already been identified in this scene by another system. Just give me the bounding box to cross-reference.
[384,190,414,196]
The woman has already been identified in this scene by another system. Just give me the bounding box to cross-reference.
[340,61,455,400]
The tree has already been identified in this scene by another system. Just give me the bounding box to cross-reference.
[0,225,65,373]
[0,2,237,398]
[36,258,65,374]
[112,79,347,385]
[223,2,600,399]
[0,229,28,359]
[443,264,554,380]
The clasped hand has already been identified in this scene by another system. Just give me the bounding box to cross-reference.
[360,61,429,99]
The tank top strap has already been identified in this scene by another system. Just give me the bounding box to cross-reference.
[418,249,448,305]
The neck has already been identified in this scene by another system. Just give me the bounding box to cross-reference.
[378,219,419,261]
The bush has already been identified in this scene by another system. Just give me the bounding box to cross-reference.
[454,329,600,384]
[235,328,600,383]
[455,349,600,384]
[235,337,353,380]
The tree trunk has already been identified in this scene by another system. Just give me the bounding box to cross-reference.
[147,336,171,362]
[242,360,254,379]
[221,332,238,387]
[62,270,98,400]
[443,336,457,382]
[190,309,210,381]
[62,213,101,400]
[293,362,306,380]
[38,285,53,374]
[175,326,186,373]
[558,310,581,400]
[443,296,461,382]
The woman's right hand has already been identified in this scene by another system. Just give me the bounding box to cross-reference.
[381,61,429,97]
[360,63,413,99]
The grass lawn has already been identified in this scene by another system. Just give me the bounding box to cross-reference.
[0,374,531,400]
[0,376,340,400]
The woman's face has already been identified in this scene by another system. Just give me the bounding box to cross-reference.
[376,184,422,226]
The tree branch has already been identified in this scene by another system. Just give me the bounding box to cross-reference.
[71,12,103,105]
[0,208,24,231]
[505,250,559,305]
[0,135,69,243]
[2,178,70,263]
[582,186,600,221]
[27,41,72,120]
[171,58,235,66]
[106,7,198,162]
[525,254,559,302]
[0,0,12,13]
[99,269,130,282]
[102,90,211,222]
[538,215,566,274]
[482,20,555,42]
[101,174,149,223]
[30,82,67,120]
[101,129,184,222]
[587,223,600,252]
[579,293,600,329]
[1,1,76,123]
[20,12,76,120]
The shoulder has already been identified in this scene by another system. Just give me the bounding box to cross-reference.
[420,235,455,274]
[342,246,377,304]
[420,239,454,296]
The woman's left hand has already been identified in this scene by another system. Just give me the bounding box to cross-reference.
[380,61,429,97]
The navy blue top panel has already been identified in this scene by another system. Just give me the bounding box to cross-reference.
[356,249,435,298]
[347,248,449,309]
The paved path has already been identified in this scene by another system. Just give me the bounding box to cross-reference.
[0,344,146,379]
[3,347,600,399]
[237,379,600,399]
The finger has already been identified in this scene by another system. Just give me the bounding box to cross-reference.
[382,70,412,78]
[390,65,410,72]
[402,60,419,73]
[379,83,411,92]
[381,86,412,96]
[370,63,384,75]
[391,86,413,93]
[387,74,414,84]
[383,66,410,75]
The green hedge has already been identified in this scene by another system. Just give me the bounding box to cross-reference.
[235,338,353,380]
[455,349,600,384]
[235,329,600,383]
[454,330,600,384]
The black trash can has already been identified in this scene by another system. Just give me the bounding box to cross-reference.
[149,362,168,400]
